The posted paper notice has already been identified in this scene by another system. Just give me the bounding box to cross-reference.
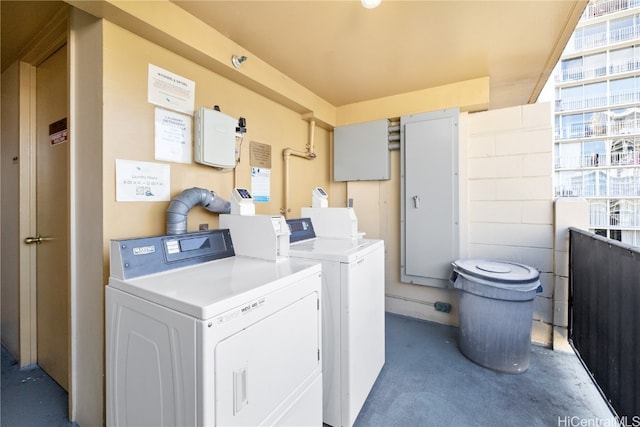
[251,167,271,202]
[154,107,192,164]
[148,64,195,114]
[116,159,170,202]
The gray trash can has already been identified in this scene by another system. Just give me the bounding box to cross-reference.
[450,259,541,374]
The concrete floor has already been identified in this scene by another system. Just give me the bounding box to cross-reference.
[355,313,616,427]
[0,345,73,426]
[1,313,615,426]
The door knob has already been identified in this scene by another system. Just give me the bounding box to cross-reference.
[24,235,53,244]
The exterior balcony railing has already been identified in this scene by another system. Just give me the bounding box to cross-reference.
[554,183,603,197]
[555,95,608,111]
[555,151,640,168]
[556,59,640,83]
[611,150,640,164]
[556,64,607,83]
[609,88,640,106]
[610,179,640,196]
[556,118,640,140]
[589,211,611,226]
[556,90,640,112]
[566,24,640,53]
[587,212,640,226]
[581,0,640,20]
[610,23,640,44]
[588,210,640,227]
[554,179,640,198]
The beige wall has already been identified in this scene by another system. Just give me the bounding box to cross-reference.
[101,21,336,262]
[1,62,21,356]
[1,61,38,366]
[69,7,104,423]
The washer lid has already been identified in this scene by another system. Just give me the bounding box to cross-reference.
[452,259,539,284]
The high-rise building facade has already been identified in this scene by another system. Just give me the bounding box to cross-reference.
[554,0,640,245]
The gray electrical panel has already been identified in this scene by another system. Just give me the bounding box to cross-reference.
[401,109,459,287]
[334,119,390,181]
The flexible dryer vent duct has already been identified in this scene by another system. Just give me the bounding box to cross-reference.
[166,187,230,234]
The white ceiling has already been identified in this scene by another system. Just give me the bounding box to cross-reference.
[2,1,587,110]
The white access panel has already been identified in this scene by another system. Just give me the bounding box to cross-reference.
[194,107,237,168]
[401,108,459,287]
[288,238,385,427]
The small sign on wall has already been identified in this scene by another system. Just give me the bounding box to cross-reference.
[115,159,170,202]
[250,141,271,202]
[251,167,271,202]
[250,140,271,168]
[147,64,195,114]
[49,118,68,146]
[154,107,192,164]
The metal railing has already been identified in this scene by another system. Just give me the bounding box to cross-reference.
[566,24,640,53]
[556,59,640,84]
[569,227,640,420]
[556,118,640,140]
[589,210,640,226]
[555,151,640,168]
[581,0,640,20]
[556,89,640,112]
[554,181,640,203]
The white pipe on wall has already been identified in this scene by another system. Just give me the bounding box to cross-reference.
[283,117,317,218]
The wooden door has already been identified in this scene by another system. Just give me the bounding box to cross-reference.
[34,45,70,391]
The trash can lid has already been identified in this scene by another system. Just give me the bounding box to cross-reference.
[452,259,539,284]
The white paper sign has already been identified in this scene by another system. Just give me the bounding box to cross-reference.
[251,167,271,202]
[154,107,192,164]
[148,64,195,114]
[116,159,170,202]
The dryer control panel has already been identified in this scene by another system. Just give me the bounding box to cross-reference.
[110,229,235,280]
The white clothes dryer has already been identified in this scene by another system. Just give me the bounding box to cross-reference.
[106,229,322,427]
[287,218,385,427]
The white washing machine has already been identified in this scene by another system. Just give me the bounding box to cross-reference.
[106,229,322,427]
[286,218,385,427]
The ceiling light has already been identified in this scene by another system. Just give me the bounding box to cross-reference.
[361,0,381,9]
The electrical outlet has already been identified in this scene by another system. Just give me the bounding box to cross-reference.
[434,302,451,313]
